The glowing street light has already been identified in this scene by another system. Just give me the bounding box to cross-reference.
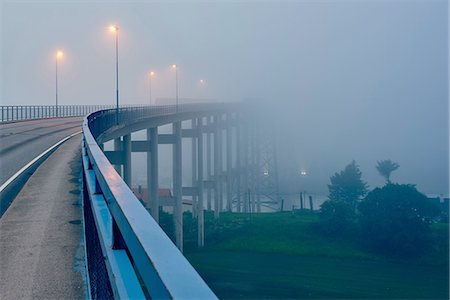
[199,79,205,85]
[171,64,179,111]
[148,71,155,105]
[55,50,64,117]
[109,25,119,124]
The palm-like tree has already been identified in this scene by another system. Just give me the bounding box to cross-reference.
[376,160,400,183]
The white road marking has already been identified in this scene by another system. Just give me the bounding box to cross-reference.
[0,131,82,193]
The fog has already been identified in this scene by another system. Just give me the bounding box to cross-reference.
[1,1,448,196]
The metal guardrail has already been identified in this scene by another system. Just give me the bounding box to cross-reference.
[0,105,141,122]
[82,105,222,299]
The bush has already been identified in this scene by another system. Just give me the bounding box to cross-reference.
[359,184,440,256]
[318,200,357,236]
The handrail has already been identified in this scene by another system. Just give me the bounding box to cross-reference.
[82,104,227,299]
[0,104,144,123]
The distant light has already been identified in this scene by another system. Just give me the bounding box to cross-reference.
[56,51,64,59]
[263,170,269,176]
[199,79,205,84]
[171,64,177,69]
[300,170,307,176]
[109,25,118,32]
[149,71,155,77]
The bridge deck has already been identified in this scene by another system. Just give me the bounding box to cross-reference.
[0,135,86,299]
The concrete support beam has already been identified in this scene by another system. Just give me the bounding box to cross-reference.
[147,127,159,222]
[182,128,197,138]
[131,140,150,152]
[173,122,183,252]
[197,117,204,247]
[158,134,177,144]
[123,134,132,186]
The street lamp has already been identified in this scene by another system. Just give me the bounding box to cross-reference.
[149,71,155,105]
[55,50,63,117]
[171,64,178,112]
[109,25,119,124]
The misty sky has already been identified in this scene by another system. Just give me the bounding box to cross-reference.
[1,1,448,195]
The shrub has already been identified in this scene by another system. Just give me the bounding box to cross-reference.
[359,184,440,256]
[318,200,357,235]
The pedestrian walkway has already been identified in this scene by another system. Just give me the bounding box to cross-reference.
[0,135,86,299]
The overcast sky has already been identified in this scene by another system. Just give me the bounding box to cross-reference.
[1,0,448,195]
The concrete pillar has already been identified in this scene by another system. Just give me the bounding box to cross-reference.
[114,137,122,176]
[242,119,249,213]
[226,113,232,212]
[236,114,241,212]
[250,125,256,213]
[206,117,212,211]
[191,119,197,218]
[147,127,159,222]
[218,115,223,213]
[123,134,131,186]
[197,117,204,247]
[213,115,220,219]
[173,121,183,252]
[256,127,261,213]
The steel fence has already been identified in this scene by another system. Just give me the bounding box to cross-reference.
[0,105,143,123]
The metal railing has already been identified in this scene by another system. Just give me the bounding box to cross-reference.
[82,105,228,299]
[0,105,141,123]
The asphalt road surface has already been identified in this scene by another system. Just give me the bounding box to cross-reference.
[0,117,83,186]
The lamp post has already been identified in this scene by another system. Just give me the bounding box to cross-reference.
[171,64,178,112]
[109,25,119,124]
[55,50,63,117]
[149,71,155,105]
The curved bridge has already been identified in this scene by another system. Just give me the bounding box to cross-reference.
[82,104,240,298]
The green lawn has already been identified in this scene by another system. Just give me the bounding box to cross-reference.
[182,211,449,299]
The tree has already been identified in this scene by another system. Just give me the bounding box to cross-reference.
[328,160,369,211]
[318,161,368,235]
[376,159,399,183]
[359,183,439,256]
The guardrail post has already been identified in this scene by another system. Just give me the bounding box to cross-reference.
[173,121,183,251]
[191,119,198,218]
[123,134,132,186]
[197,117,204,247]
[206,116,212,211]
[147,127,159,222]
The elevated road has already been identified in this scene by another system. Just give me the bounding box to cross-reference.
[0,117,83,186]
[0,135,86,299]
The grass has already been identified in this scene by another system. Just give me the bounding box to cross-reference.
[179,211,449,299]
